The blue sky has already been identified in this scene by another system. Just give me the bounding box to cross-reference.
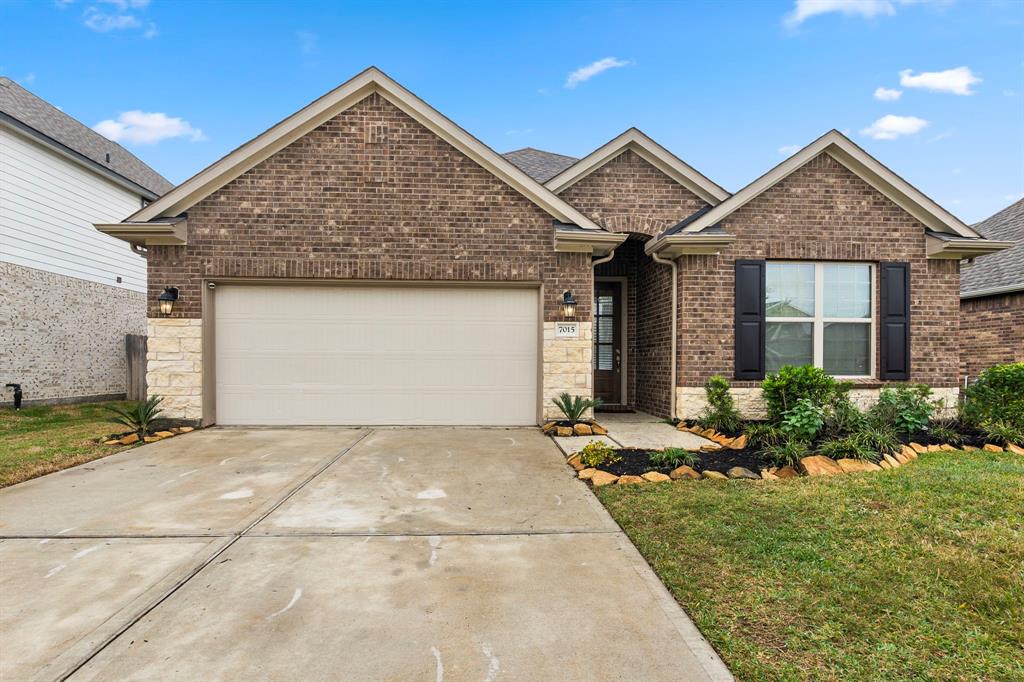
[2,0,1022,222]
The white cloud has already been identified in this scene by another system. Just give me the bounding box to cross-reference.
[785,0,894,28]
[874,86,902,101]
[94,111,206,145]
[783,0,947,28]
[20,73,37,85]
[899,66,981,95]
[296,30,318,54]
[860,114,928,140]
[778,144,802,155]
[1003,89,1017,97]
[565,57,631,89]
[82,1,156,37]
[505,128,534,136]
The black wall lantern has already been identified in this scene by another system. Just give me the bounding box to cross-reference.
[561,290,577,319]
[158,286,179,316]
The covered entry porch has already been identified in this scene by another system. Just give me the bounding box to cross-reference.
[592,234,675,418]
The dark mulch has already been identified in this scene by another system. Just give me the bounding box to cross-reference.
[600,448,774,477]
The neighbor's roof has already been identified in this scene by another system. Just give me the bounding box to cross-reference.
[960,198,1024,298]
[0,77,172,198]
[502,147,578,183]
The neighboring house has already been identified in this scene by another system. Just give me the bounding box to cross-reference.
[960,198,1024,380]
[0,77,172,406]
[95,68,1010,426]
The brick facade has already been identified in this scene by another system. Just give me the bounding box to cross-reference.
[0,261,146,405]
[147,93,591,323]
[558,148,708,238]
[960,292,1024,379]
[676,153,960,414]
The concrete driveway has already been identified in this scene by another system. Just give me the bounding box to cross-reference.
[0,427,731,681]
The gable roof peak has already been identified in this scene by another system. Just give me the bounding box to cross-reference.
[545,127,729,205]
[118,67,602,231]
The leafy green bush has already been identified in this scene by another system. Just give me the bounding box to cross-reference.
[762,365,838,422]
[780,398,825,442]
[551,393,603,424]
[104,396,164,436]
[649,447,698,469]
[764,440,810,468]
[963,362,1024,429]
[696,376,742,434]
[578,440,621,468]
[743,422,785,449]
[980,420,1024,446]
[867,385,936,435]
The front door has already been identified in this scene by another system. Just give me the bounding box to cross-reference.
[593,281,622,404]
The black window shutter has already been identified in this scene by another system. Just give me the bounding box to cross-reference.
[879,262,911,381]
[734,260,766,380]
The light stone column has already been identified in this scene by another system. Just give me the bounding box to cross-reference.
[146,318,203,421]
[542,321,593,420]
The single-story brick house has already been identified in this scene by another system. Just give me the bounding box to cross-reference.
[960,198,1023,380]
[96,68,1011,426]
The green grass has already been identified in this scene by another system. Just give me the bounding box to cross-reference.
[0,401,134,488]
[597,451,1024,681]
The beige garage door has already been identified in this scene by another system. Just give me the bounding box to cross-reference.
[214,285,539,425]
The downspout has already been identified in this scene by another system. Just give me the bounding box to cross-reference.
[591,249,617,268]
[650,250,678,420]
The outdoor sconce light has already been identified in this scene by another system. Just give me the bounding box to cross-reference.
[158,286,179,316]
[561,290,577,319]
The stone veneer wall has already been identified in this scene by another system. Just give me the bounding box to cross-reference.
[542,321,593,420]
[959,292,1024,380]
[0,261,145,405]
[676,386,959,421]
[146,318,203,420]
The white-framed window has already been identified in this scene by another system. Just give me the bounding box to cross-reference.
[765,262,874,378]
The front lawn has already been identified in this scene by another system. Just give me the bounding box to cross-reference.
[598,450,1024,681]
[0,401,132,487]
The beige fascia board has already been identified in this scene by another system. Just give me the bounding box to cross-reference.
[94,219,187,246]
[925,234,1013,259]
[127,67,602,230]
[679,130,979,239]
[545,128,730,205]
[554,230,627,256]
[644,233,736,258]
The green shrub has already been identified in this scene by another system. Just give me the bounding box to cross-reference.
[927,421,963,446]
[762,365,838,422]
[819,437,877,462]
[551,393,603,424]
[852,425,900,456]
[980,420,1024,446]
[867,385,936,435]
[104,396,164,437]
[578,440,621,468]
[822,392,867,440]
[649,447,698,469]
[764,440,810,468]
[696,375,742,434]
[780,398,825,443]
[963,362,1024,429]
[743,422,785,449]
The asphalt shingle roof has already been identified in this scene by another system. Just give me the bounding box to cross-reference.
[0,77,173,197]
[502,147,578,183]
[960,199,1024,297]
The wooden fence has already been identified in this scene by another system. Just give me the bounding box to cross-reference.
[126,334,147,401]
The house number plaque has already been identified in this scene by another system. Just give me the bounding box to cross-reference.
[555,322,579,338]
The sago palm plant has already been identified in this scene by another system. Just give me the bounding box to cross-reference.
[105,396,165,437]
[551,392,603,424]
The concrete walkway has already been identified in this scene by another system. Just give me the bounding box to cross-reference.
[0,427,731,681]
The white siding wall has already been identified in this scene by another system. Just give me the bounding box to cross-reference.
[0,126,147,292]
